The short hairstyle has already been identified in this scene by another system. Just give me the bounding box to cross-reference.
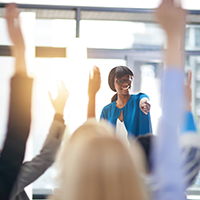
[108,66,134,92]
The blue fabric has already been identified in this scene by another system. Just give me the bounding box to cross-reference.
[180,111,197,134]
[147,146,200,193]
[152,69,186,200]
[100,93,152,137]
[182,147,200,186]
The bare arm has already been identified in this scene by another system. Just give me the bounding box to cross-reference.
[156,0,186,69]
[0,4,32,199]
[185,70,192,111]
[5,3,26,76]
[10,120,65,199]
[10,80,69,199]
[49,80,69,116]
[152,0,186,199]
[87,66,101,119]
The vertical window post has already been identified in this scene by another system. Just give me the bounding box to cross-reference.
[76,7,81,38]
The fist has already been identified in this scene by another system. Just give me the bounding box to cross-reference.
[140,98,151,115]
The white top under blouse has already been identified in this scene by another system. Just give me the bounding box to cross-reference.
[116,119,130,146]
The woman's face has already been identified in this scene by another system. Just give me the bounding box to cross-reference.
[114,74,132,96]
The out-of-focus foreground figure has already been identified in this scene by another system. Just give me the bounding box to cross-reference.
[51,119,148,200]
[0,3,33,200]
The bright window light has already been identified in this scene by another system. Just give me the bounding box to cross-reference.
[2,0,200,9]
[140,64,162,134]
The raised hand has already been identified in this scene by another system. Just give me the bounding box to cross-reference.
[156,0,186,68]
[140,98,151,115]
[49,80,69,115]
[5,3,26,75]
[88,66,101,97]
[87,66,101,119]
[185,70,192,111]
[156,0,186,38]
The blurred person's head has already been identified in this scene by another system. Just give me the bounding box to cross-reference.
[52,118,147,200]
[135,134,155,173]
[108,66,134,102]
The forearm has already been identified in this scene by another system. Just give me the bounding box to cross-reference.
[10,118,65,199]
[14,53,26,75]
[166,35,184,69]
[87,96,96,119]
[153,70,185,200]
[0,75,33,199]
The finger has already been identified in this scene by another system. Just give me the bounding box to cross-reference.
[93,66,100,77]
[13,4,20,19]
[5,3,20,38]
[5,5,14,28]
[93,65,100,72]
[162,0,173,4]
[187,70,192,86]
[59,80,65,88]
[89,70,93,79]
[160,0,173,6]
[56,80,62,89]
[5,3,18,21]
[48,91,54,103]
[174,0,182,7]
[60,81,69,94]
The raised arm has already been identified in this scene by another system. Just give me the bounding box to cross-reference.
[10,81,68,199]
[49,80,69,117]
[5,3,26,76]
[152,0,186,200]
[179,70,200,188]
[0,3,33,199]
[87,66,101,119]
[185,70,192,111]
[157,0,186,69]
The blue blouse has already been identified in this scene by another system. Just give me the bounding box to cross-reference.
[100,93,152,137]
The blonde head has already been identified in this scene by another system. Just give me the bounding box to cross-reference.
[52,119,146,200]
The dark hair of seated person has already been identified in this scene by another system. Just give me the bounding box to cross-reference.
[135,134,155,173]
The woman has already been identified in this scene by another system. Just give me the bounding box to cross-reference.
[100,66,152,141]
[52,119,147,200]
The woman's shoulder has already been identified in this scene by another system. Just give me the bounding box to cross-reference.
[102,101,116,111]
[130,93,149,100]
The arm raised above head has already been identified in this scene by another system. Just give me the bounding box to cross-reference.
[49,80,69,116]
[152,1,187,200]
[0,3,33,199]
[87,66,101,119]
[156,0,186,69]
[5,3,26,76]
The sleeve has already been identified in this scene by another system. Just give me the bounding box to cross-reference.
[180,111,197,134]
[100,107,106,120]
[151,69,186,200]
[9,118,66,200]
[179,111,200,188]
[139,93,150,101]
[0,75,33,200]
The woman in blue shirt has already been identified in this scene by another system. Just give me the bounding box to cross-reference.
[100,66,152,138]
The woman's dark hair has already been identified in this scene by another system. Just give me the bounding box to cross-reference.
[108,66,134,102]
